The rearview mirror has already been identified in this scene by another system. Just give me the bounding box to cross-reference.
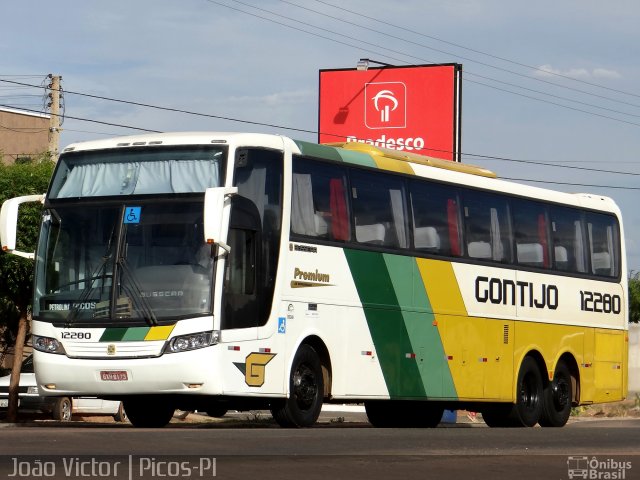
[0,194,45,260]
[203,187,238,253]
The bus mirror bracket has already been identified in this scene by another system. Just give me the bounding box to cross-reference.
[204,187,238,253]
[0,194,45,260]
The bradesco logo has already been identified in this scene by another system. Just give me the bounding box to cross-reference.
[365,82,406,129]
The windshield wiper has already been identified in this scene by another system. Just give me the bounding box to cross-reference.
[64,253,113,328]
[117,257,158,326]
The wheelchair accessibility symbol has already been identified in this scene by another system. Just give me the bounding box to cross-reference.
[278,317,286,334]
[124,206,141,224]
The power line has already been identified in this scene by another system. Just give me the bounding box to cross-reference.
[208,0,640,126]
[502,177,640,190]
[308,0,640,101]
[3,78,640,176]
[270,0,640,111]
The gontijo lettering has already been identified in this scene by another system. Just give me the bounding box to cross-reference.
[475,276,559,310]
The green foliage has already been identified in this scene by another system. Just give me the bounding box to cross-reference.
[0,158,54,349]
[629,271,640,323]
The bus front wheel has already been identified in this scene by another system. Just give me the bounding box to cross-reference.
[124,397,175,428]
[271,344,324,428]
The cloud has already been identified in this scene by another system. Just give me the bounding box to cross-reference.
[535,64,621,79]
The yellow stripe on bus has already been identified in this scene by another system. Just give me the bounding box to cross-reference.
[144,325,175,341]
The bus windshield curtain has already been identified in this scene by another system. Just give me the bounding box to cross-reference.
[56,160,219,197]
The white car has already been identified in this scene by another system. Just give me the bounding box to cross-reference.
[0,355,126,422]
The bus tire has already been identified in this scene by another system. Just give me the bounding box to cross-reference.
[365,401,395,427]
[365,401,443,428]
[205,404,228,418]
[539,361,572,427]
[52,397,72,422]
[271,344,324,428]
[481,404,513,427]
[509,356,543,427]
[124,397,175,428]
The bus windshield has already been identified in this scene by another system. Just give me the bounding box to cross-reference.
[34,199,214,325]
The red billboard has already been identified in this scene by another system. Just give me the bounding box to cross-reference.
[318,63,461,161]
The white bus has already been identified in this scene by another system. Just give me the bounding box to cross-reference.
[0,132,628,427]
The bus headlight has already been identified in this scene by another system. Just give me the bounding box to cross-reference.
[164,330,219,354]
[32,335,66,354]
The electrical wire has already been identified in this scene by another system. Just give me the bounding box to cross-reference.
[3,78,640,177]
[207,0,640,126]
[278,0,640,111]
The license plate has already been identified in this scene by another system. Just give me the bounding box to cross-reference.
[0,398,8,408]
[100,371,128,381]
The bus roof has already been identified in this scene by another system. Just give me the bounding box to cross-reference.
[325,142,497,178]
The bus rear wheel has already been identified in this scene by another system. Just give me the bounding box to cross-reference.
[365,401,443,428]
[124,397,175,428]
[539,361,572,427]
[271,344,324,428]
[509,356,543,427]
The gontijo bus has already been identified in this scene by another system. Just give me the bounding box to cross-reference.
[0,132,627,428]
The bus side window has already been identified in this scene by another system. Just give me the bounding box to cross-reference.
[512,200,550,269]
[549,206,585,273]
[461,191,511,263]
[291,157,350,242]
[351,170,408,249]
[586,213,619,277]
[409,180,460,257]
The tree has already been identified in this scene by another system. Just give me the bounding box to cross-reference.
[629,271,640,324]
[0,156,54,421]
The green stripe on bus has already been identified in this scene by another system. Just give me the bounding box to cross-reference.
[121,327,150,341]
[99,328,127,342]
[344,249,425,398]
[382,254,457,398]
[294,141,344,162]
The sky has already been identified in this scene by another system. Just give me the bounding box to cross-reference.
[2,0,640,272]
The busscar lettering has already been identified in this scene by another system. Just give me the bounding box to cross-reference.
[475,276,558,310]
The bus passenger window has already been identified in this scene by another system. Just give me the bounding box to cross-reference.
[291,158,350,242]
[586,213,619,277]
[549,206,585,273]
[409,181,460,256]
[351,171,408,249]
[461,191,511,263]
[512,200,550,269]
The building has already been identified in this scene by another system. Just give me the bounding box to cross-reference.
[0,107,50,164]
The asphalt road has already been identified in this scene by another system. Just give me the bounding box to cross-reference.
[0,413,639,480]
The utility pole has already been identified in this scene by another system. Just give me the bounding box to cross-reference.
[47,74,62,161]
